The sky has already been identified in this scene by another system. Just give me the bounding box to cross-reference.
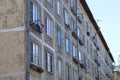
[86,0,120,65]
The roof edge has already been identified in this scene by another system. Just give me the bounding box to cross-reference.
[80,0,114,62]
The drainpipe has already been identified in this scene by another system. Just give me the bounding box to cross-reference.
[25,0,30,80]
[75,0,80,79]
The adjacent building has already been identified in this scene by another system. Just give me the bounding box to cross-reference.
[0,0,114,80]
[114,65,120,80]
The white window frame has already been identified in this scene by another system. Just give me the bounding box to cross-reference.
[73,70,78,80]
[57,0,62,15]
[70,0,74,8]
[58,60,62,78]
[79,51,82,61]
[46,17,52,37]
[33,3,39,21]
[31,42,40,66]
[73,44,76,58]
[57,28,62,46]
[65,37,70,54]
[46,52,52,72]
[66,65,70,80]
[77,28,80,38]
[64,10,69,25]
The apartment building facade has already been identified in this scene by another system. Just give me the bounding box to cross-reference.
[0,0,114,80]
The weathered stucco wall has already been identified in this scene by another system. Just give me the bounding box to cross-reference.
[0,0,26,79]
[0,0,25,28]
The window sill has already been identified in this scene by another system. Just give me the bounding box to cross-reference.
[78,39,84,46]
[65,23,71,30]
[73,57,78,64]
[66,51,70,56]
[57,13,62,18]
[58,44,62,48]
[30,63,44,73]
[72,32,78,39]
[79,61,85,68]
[78,17,82,23]
[46,33,53,40]
[46,70,53,75]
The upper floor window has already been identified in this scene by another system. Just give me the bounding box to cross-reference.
[45,17,53,37]
[57,0,62,15]
[66,64,71,80]
[65,37,70,54]
[73,70,78,80]
[70,0,74,8]
[57,28,62,47]
[30,42,40,66]
[58,60,62,78]
[46,52,53,72]
[72,44,77,58]
[77,28,80,38]
[64,10,69,25]
[32,3,40,21]
[47,0,53,4]
[79,51,82,61]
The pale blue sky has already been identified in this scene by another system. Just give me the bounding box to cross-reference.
[86,0,120,65]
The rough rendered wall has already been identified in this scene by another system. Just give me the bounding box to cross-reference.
[0,0,25,28]
[0,0,26,80]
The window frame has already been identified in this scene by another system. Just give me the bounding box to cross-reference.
[57,0,62,16]
[65,37,70,54]
[66,64,71,80]
[64,9,69,25]
[46,52,53,72]
[57,28,62,47]
[32,3,40,21]
[70,0,74,8]
[78,51,82,61]
[72,44,77,58]
[58,59,62,79]
[45,17,53,38]
[30,42,40,66]
[73,70,78,80]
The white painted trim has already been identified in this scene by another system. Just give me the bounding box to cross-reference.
[30,32,55,52]
[0,26,25,33]
[0,72,25,77]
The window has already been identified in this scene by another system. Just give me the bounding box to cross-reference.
[72,44,77,58]
[77,28,80,38]
[58,60,62,78]
[45,17,52,37]
[57,0,62,15]
[64,10,69,25]
[70,0,74,8]
[73,70,78,80]
[30,42,40,66]
[46,52,52,72]
[65,37,70,54]
[57,28,62,46]
[32,3,40,21]
[78,51,82,61]
[66,65,70,80]
[70,18,74,31]
[47,0,53,4]
[73,21,76,32]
